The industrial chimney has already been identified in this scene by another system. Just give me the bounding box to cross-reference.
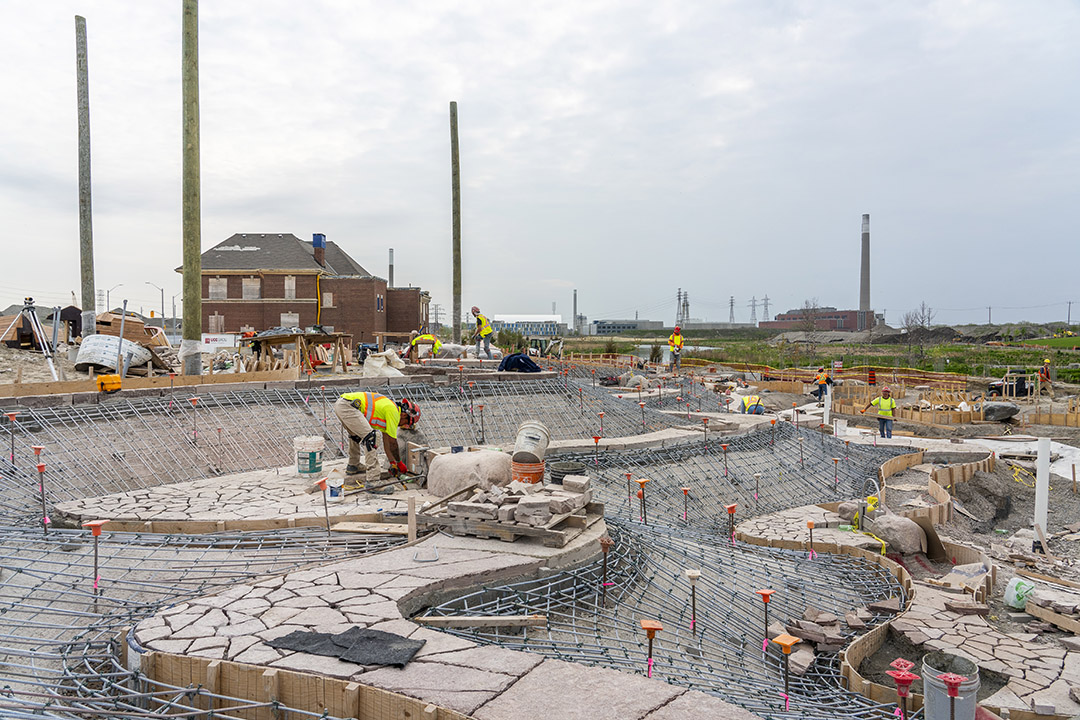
[859,214,870,329]
[312,233,326,267]
[389,248,394,288]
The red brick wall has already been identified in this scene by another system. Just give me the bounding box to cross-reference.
[387,288,422,333]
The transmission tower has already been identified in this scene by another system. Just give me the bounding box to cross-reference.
[729,296,735,324]
[762,295,770,322]
[682,292,690,325]
[749,296,758,325]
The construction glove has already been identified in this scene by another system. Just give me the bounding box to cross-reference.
[389,461,408,477]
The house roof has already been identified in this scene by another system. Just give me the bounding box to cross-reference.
[199,233,372,277]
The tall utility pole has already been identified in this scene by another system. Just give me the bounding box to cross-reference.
[75,16,96,338]
[1068,301,1073,325]
[450,101,462,344]
[987,306,992,325]
[181,0,202,375]
[729,296,735,324]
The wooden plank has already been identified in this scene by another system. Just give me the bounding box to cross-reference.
[330,521,409,535]
[414,614,547,628]
[1025,600,1080,634]
[1016,568,1080,590]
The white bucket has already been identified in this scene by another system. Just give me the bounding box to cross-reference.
[75,334,152,372]
[294,436,325,475]
[512,420,550,464]
[922,652,979,720]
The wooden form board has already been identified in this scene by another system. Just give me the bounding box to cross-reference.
[88,512,384,535]
[142,650,470,720]
[833,398,983,426]
[0,366,301,398]
[929,452,995,490]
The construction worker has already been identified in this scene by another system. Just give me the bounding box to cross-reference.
[668,326,685,373]
[1038,359,1055,399]
[405,331,442,359]
[741,394,766,414]
[861,386,896,439]
[812,366,830,406]
[333,392,421,492]
[471,306,494,360]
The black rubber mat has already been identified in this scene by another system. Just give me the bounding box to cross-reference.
[267,626,426,667]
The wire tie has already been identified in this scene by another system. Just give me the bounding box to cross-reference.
[780,692,789,711]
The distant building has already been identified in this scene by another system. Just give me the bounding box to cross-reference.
[189,233,429,342]
[490,315,567,337]
[589,319,665,335]
[759,306,877,332]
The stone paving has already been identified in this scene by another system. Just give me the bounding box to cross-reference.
[53,459,416,526]
[739,503,1080,717]
[131,524,761,720]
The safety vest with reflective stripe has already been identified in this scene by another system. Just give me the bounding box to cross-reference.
[742,395,763,411]
[475,314,493,337]
[412,334,442,354]
[341,392,400,433]
[871,397,896,417]
[815,372,829,386]
[668,333,684,351]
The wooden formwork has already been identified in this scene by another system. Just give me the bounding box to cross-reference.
[140,650,469,720]
[0,367,301,399]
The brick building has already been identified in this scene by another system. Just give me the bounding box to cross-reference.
[190,233,429,343]
[759,306,879,332]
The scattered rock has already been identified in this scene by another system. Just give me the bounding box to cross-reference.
[845,611,867,630]
[789,645,816,675]
[803,607,839,626]
[868,597,901,615]
[866,514,926,555]
[838,502,859,523]
[943,600,990,616]
[983,401,1020,422]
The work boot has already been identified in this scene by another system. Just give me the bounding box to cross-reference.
[345,465,362,475]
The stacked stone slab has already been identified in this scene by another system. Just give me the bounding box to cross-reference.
[442,477,593,528]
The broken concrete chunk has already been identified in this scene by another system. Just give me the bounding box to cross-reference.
[803,607,839,626]
[944,600,991,616]
[561,475,591,493]
[789,645,816,676]
[497,505,516,522]
[446,501,498,519]
[514,497,552,525]
[868,597,901,614]
[845,611,867,630]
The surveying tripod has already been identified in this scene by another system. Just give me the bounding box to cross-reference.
[0,298,62,381]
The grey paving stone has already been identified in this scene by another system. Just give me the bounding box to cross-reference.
[362,660,515,715]
[473,659,681,720]
[642,690,763,720]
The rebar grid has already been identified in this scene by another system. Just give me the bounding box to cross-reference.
[0,525,401,719]
[423,522,912,720]
[2,379,682,524]
[560,423,904,526]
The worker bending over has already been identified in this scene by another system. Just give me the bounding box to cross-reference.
[741,394,766,414]
[334,391,421,491]
[668,326,684,373]
[405,331,442,359]
[471,306,494,360]
[861,386,896,439]
[1038,359,1055,399]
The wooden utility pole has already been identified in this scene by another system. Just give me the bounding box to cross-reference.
[450,101,461,343]
[75,16,96,337]
[181,0,202,375]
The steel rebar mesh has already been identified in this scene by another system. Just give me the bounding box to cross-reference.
[0,525,401,719]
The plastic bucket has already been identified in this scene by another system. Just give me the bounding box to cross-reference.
[922,652,979,720]
[512,421,550,464]
[511,460,545,484]
[294,436,325,475]
[549,460,588,485]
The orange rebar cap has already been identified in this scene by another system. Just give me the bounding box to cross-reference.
[755,589,775,603]
[640,619,663,639]
[82,519,110,537]
[773,633,800,654]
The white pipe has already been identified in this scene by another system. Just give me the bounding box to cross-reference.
[1035,437,1050,541]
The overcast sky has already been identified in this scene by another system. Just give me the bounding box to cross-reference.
[2,1,1077,328]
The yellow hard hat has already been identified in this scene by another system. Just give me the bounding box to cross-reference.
[1045,358,1051,363]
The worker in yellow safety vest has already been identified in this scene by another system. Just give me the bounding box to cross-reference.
[407,332,442,358]
[668,326,684,373]
[471,306,494,360]
[813,366,830,406]
[741,395,766,414]
[861,386,896,438]
[334,392,421,491]
[1038,359,1055,399]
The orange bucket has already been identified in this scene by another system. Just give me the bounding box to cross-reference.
[511,460,545,484]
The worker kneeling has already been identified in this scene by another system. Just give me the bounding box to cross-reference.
[334,392,420,493]
[741,394,766,415]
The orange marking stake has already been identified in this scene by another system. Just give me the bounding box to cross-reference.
[773,633,801,699]
[592,436,601,466]
[725,503,737,544]
[755,589,775,652]
[35,462,48,535]
[598,411,605,437]
[681,487,690,522]
[807,520,816,559]
[721,444,730,476]
[599,535,615,604]
[640,619,663,677]
[316,477,331,536]
[82,519,111,607]
[635,478,651,524]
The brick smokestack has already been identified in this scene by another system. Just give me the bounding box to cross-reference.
[859,214,870,329]
[389,248,394,288]
[313,233,326,267]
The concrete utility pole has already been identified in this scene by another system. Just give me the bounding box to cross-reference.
[75,16,96,338]
[181,0,202,375]
[450,101,462,344]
